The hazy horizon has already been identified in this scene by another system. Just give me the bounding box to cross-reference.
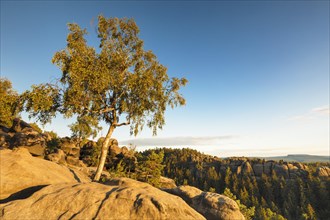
[1,1,329,157]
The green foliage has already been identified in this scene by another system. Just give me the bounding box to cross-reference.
[0,78,22,127]
[29,122,42,133]
[22,15,187,181]
[224,188,255,220]
[144,147,330,220]
[109,160,128,178]
[136,150,165,187]
[44,130,60,154]
[22,83,61,125]
[90,138,103,166]
[70,115,101,140]
[23,15,187,137]
[44,130,59,139]
[45,137,61,154]
[255,207,286,220]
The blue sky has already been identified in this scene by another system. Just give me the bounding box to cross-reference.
[1,1,329,157]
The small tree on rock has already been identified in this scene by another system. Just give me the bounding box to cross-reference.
[0,78,23,127]
[23,15,187,181]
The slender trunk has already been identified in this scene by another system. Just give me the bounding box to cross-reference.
[93,125,115,182]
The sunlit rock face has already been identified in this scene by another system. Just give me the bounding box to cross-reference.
[0,148,203,220]
[0,118,48,157]
[164,185,245,220]
[316,166,330,177]
[0,148,90,200]
[219,158,310,179]
[0,139,245,220]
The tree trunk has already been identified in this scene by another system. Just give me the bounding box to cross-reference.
[93,125,115,182]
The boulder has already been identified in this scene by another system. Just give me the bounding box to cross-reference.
[273,164,289,178]
[0,148,90,200]
[66,155,81,166]
[293,162,308,170]
[165,185,245,220]
[20,144,45,157]
[0,129,11,148]
[10,118,32,133]
[159,176,177,189]
[0,119,47,157]
[241,161,254,176]
[46,149,66,164]
[0,179,205,220]
[60,138,80,158]
[316,166,330,177]
[109,144,122,156]
[9,126,46,157]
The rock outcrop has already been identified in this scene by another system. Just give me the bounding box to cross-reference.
[165,185,245,220]
[0,147,244,220]
[0,148,90,200]
[0,118,48,157]
[220,158,310,179]
[316,166,330,177]
[0,179,205,220]
[159,176,177,189]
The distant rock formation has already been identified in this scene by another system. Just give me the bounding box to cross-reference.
[220,158,311,179]
[165,185,245,220]
[316,166,330,178]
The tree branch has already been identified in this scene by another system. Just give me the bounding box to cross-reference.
[114,121,130,127]
[99,107,115,114]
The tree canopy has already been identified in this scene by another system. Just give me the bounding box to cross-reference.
[0,78,22,127]
[23,15,187,181]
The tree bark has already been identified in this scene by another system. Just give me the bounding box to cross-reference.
[93,125,115,182]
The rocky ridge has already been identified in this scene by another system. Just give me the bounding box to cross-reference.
[220,158,310,179]
[0,147,244,219]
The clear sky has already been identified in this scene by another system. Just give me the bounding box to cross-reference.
[1,1,329,157]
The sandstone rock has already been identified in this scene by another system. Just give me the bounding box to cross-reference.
[10,131,46,157]
[264,161,274,175]
[0,130,10,148]
[10,118,32,133]
[66,155,81,166]
[46,149,67,164]
[0,119,47,156]
[159,176,177,189]
[60,138,80,158]
[21,144,45,157]
[121,146,129,155]
[109,144,122,156]
[252,163,264,177]
[88,166,111,179]
[273,164,289,178]
[165,185,245,220]
[293,162,308,170]
[241,161,254,176]
[109,138,118,146]
[0,179,205,220]
[11,132,46,147]
[316,166,330,177]
[0,148,90,199]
